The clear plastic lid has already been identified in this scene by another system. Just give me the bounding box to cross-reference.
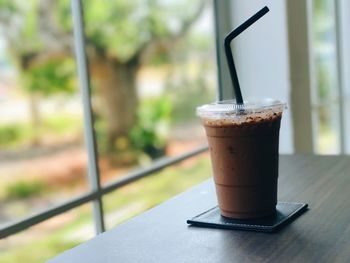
[197,98,286,119]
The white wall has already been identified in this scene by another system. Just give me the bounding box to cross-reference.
[229,0,293,153]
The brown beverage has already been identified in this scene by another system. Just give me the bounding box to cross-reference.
[197,99,285,219]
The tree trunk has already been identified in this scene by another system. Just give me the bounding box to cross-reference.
[91,59,139,151]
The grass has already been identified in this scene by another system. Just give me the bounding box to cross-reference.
[0,114,82,148]
[0,154,211,263]
[42,115,82,135]
[4,180,47,199]
[103,155,211,226]
[0,237,81,263]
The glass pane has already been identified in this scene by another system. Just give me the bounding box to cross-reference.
[315,102,340,153]
[0,204,94,263]
[82,0,216,184]
[0,1,89,226]
[312,0,341,154]
[103,153,210,230]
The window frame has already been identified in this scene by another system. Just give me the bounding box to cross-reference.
[0,0,209,238]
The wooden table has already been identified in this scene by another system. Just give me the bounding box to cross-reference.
[49,155,350,262]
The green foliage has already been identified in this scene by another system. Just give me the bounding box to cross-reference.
[315,59,330,100]
[130,96,172,158]
[0,0,204,62]
[313,0,332,22]
[0,236,80,263]
[166,71,214,124]
[103,155,211,215]
[0,0,18,13]
[0,123,33,147]
[5,180,46,199]
[0,115,82,148]
[78,95,174,160]
[0,125,22,145]
[0,0,208,132]
[81,0,203,62]
[1,0,204,61]
[44,114,82,133]
[312,0,335,42]
[57,0,73,32]
[0,0,42,53]
[0,155,211,263]
[92,115,109,154]
[23,59,76,95]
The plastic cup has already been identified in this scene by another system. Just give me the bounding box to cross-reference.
[197,99,286,219]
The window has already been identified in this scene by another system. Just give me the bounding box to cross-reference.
[311,0,341,154]
[311,0,350,154]
[0,0,88,226]
[0,0,214,261]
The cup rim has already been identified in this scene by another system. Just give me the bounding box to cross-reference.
[196,98,286,118]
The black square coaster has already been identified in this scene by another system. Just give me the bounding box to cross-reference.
[187,202,308,233]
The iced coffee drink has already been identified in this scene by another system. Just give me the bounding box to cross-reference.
[197,99,285,219]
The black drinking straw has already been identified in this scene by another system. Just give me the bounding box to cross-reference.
[224,6,269,104]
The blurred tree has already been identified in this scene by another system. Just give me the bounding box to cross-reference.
[0,0,206,150]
